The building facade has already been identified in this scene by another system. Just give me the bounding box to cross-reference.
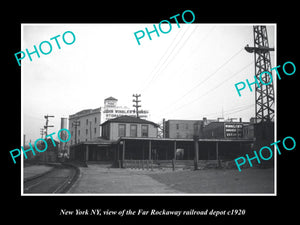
[164,120,203,139]
[69,108,101,145]
[202,121,249,139]
[68,97,151,145]
[102,116,158,141]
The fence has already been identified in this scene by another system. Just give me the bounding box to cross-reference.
[118,160,220,170]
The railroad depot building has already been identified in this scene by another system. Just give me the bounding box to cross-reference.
[68,96,150,146]
[69,115,254,168]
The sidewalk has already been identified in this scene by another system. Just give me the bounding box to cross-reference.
[23,165,54,181]
[68,164,180,194]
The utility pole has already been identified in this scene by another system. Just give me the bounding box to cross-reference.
[132,94,141,118]
[44,115,55,137]
[40,128,45,139]
[72,120,80,144]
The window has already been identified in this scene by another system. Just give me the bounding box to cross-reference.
[94,127,97,134]
[86,129,88,135]
[78,130,80,136]
[118,124,126,137]
[86,119,88,125]
[130,124,137,137]
[141,125,148,137]
[95,117,97,124]
[176,124,179,129]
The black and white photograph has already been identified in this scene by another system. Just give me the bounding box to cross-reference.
[21,23,276,195]
[4,4,298,224]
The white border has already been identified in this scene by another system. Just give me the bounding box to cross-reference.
[21,23,277,196]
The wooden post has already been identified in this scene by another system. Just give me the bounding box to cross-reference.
[173,141,176,171]
[149,140,151,160]
[216,142,219,160]
[85,145,89,162]
[122,140,126,168]
[194,139,199,170]
[216,142,221,168]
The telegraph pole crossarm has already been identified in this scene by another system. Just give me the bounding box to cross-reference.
[132,94,141,118]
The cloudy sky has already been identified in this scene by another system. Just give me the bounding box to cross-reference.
[22,23,275,143]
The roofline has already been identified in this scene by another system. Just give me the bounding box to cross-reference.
[101,116,159,127]
[115,137,254,144]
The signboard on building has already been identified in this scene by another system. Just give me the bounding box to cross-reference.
[224,123,243,138]
[101,97,150,123]
[101,107,149,121]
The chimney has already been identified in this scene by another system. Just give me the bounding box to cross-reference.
[203,117,207,126]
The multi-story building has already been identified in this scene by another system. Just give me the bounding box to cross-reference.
[69,108,101,145]
[164,117,217,139]
[164,120,203,139]
[68,97,151,145]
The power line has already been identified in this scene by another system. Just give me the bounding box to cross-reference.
[179,47,244,99]
[146,26,199,86]
[141,26,194,93]
[168,26,217,80]
[161,49,247,116]
[182,103,255,120]
[139,28,185,93]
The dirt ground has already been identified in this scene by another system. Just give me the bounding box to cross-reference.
[69,163,274,194]
[148,168,274,194]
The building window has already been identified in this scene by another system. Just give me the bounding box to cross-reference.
[94,127,97,134]
[118,124,126,137]
[78,130,80,136]
[141,125,148,137]
[176,124,179,129]
[95,117,97,124]
[86,129,88,135]
[86,119,88,125]
[130,124,137,137]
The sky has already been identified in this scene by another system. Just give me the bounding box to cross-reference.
[22,23,275,144]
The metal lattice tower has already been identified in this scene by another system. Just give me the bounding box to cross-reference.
[245,26,275,123]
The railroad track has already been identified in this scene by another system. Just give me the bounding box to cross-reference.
[24,164,79,194]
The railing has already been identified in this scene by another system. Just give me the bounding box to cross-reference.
[118,159,220,170]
